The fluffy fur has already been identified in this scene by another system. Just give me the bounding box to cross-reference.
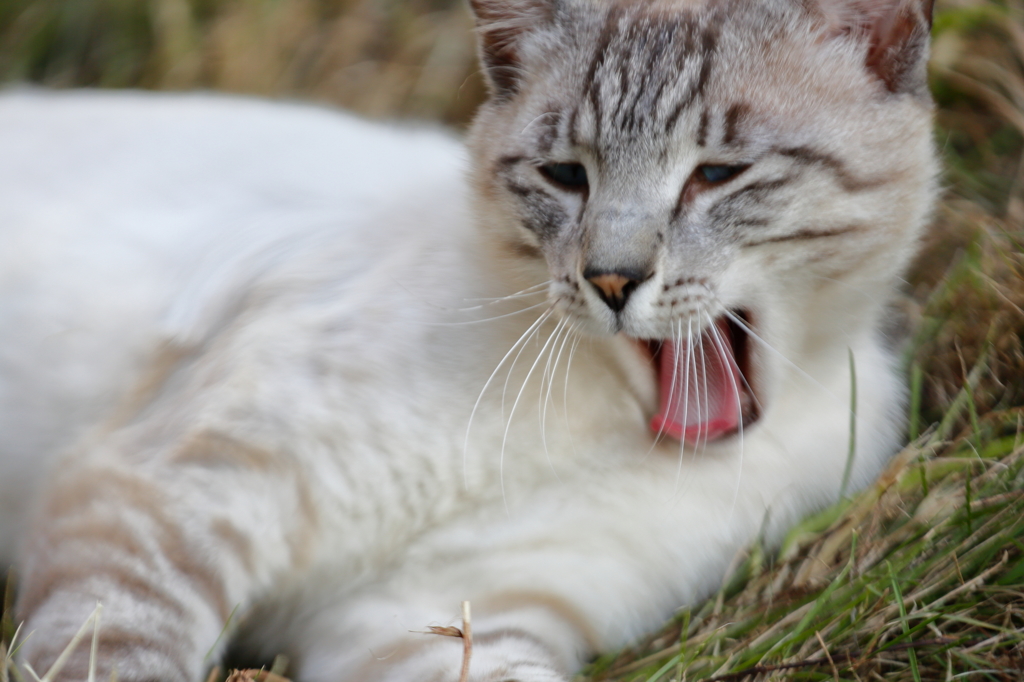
[0,0,936,680]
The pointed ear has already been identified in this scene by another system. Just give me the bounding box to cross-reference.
[468,0,555,101]
[819,0,935,96]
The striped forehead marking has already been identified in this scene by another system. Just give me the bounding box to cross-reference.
[570,6,720,151]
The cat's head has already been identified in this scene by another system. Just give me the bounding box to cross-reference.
[465,0,937,442]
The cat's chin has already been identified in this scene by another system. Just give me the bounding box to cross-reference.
[635,310,760,446]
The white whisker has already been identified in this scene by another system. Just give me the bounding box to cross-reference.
[663,323,682,444]
[500,312,566,514]
[501,311,552,416]
[681,315,696,484]
[459,281,550,306]
[645,319,676,475]
[520,111,560,135]
[718,308,841,405]
[463,307,554,489]
[430,300,551,326]
[710,320,744,513]
[544,320,577,436]
[539,318,570,463]
[698,310,711,457]
[562,329,584,458]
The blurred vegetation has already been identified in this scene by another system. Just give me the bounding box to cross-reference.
[2,0,1024,679]
[0,0,487,124]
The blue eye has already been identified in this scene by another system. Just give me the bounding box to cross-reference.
[541,163,588,189]
[699,164,745,183]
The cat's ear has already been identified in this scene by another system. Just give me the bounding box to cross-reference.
[818,0,934,96]
[468,0,556,101]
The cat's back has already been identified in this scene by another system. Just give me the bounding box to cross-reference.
[0,90,467,562]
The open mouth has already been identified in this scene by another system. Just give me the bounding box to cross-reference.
[640,311,759,446]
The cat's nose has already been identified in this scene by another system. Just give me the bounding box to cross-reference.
[584,268,645,313]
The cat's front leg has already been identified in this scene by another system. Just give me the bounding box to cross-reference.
[286,443,811,682]
[290,591,582,682]
[14,430,322,682]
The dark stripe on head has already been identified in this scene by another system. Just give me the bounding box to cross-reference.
[664,23,718,133]
[723,102,748,145]
[731,217,771,228]
[567,106,580,146]
[722,176,793,205]
[497,155,525,170]
[617,20,680,135]
[503,181,568,240]
[696,176,790,228]
[741,224,863,246]
[505,181,535,199]
[696,107,709,146]
[584,8,623,147]
[775,146,886,192]
[537,110,561,155]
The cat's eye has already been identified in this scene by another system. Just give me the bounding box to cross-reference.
[698,164,748,184]
[540,163,588,190]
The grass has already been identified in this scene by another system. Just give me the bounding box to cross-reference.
[2,0,1024,680]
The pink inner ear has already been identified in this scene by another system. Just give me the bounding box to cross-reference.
[468,0,555,98]
[816,0,932,36]
[817,0,932,94]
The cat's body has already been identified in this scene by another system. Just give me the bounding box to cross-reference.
[0,0,936,680]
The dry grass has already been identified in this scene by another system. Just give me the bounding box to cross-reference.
[2,0,1023,680]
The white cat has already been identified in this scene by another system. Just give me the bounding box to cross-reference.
[0,0,936,680]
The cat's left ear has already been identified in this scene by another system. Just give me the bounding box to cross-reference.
[468,0,556,101]
[819,0,935,96]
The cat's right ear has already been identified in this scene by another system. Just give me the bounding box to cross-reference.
[468,0,555,101]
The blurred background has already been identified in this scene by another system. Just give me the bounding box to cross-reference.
[0,0,488,125]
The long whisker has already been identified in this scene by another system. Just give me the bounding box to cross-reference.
[562,329,584,458]
[542,319,577,449]
[500,313,567,514]
[645,322,678,460]
[718,308,841,404]
[430,300,551,326]
[686,314,703,471]
[650,319,677,473]
[699,310,711,457]
[520,111,561,135]
[680,315,696,485]
[397,279,547,315]
[463,307,554,488]
[501,310,553,416]
[710,320,745,513]
[539,318,570,464]
[459,281,550,306]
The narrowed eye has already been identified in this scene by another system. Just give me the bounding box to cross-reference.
[540,162,588,190]
[698,164,748,183]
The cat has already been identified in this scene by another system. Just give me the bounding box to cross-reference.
[0,0,937,680]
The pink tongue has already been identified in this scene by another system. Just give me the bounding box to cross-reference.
[649,320,742,445]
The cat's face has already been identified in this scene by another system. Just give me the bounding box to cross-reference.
[468,0,937,442]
